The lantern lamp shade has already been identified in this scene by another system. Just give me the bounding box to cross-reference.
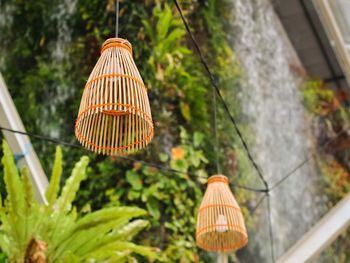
[75,38,153,156]
[196,175,248,252]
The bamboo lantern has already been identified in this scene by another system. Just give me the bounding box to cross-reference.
[75,38,153,156]
[196,175,248,252]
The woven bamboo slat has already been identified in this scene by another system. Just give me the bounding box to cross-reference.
[196,175,248,252]
[75,38,153,156]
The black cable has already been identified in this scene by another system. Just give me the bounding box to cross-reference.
[172,0,268,191]
[213,77,221,174]
[250,194,266,216]
[269,127,348,191]
[266,194,275,262]
[0,126,266,192]
[2,122,347,195]
[115,0,119,37]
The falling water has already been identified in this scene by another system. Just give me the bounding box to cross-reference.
[0,3,14,69]
[52,0,78,61]
[229,0,324,261]
[43,0,78,138]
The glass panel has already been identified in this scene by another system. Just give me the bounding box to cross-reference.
[329,0,350,45]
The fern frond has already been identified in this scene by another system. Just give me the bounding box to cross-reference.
[52,208,145,261]
[1,140,25,256]
[21,168,36,247]
[85,219,149,256]
[56,156,89,214]
[86,241,158,262]
[46,146,63,209]
[110,219,150,241]
[1,140,23,214]
[51,207,146,255]
[74,207,146,231]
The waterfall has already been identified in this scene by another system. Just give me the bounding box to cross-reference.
[229,0,324,260]
[0,3,14,69]
[52,0,78,62]
[44,0,78,138]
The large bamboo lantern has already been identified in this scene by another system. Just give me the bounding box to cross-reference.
[196,175,248,252]
[75,38,153,156]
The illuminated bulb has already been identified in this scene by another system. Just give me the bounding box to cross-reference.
[216,214,228,233]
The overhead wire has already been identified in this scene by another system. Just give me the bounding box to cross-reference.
[250,194,267,216]
[269,126,348,191]
[172,0,268,191]
[267,194,276,262]
[212,73,221,174]
[1,2,347,259]
[115,0,119,37]
[171,1,350,260]
[0,126,266,193]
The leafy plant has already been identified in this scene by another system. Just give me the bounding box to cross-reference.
[142,2,209,127]
[0,1,256,262]
[301,78,334,115]
[0,140,157,262]
[105,128,208,262]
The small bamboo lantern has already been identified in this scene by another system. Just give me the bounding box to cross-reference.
[196,175,248,252]
[75,38,153,155]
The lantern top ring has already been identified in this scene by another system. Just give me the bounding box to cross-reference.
[101,38,133,55]
[207,175,229,185]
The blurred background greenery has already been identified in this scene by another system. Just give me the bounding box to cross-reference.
[0,0,349,262]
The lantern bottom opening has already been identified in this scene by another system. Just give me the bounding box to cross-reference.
[75,106,153,156]
[196,228,248,252]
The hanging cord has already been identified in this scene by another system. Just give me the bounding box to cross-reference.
[116,0,119,37]
[250,194,266,216]
[1,125,347,194]
[0,126,266,193]
[172,0,268,191]
[212,80,221,174]
[269,127,349,191]
[266,194,275,262]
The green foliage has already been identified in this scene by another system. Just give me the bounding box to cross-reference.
[105,128,208,262]
[300,77,350,261]
[0,0,253,262]
[301,78,334,115]
[0,141,157,262]
[142,2,209,129]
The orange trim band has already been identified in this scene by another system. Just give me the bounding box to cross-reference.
[84,73,147,93]
[76,103,152,124]
[102,109,131,117]
[198,204,241,213]
[196,236,248,252]
[75,103,153,151]
[208,177,228,185]
[101,43,132,55]
[196,224,247,237]
[75,125,154,151]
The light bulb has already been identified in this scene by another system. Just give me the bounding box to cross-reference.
[216,214,228,233]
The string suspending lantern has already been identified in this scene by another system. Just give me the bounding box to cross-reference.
[75,1,153,156]
[196,175,248,252]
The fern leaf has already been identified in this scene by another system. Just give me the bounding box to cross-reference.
[74,207,146,231]
[90,220,149,254]
[86,241,158,262]
[1,140,23,214]
[56,156,89,214]
[21,168,35,210]
[46,146,63,209]
[1,140,25,255]
[110,219,150,241]
[52,207,145,260]
[21,168,36,246]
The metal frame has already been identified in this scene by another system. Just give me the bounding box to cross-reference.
[313,0,350,86]
[0,72,48,203]
[277,193,350,262]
